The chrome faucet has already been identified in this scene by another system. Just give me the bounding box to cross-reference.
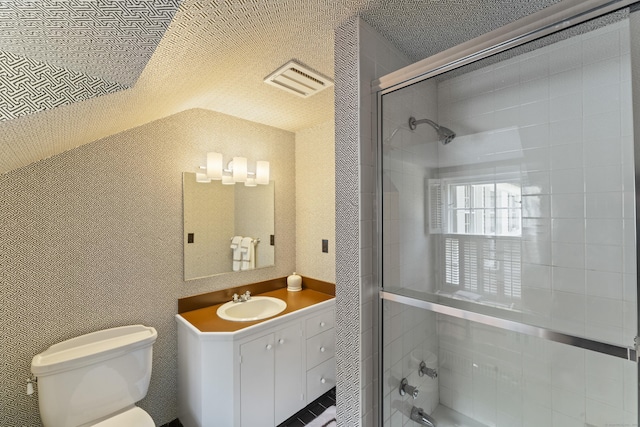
[419,361,438,379]
[232,291,251,302]
[399,378,419,399]
[410,406,437,427]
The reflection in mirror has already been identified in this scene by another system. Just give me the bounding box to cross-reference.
[183,172,275,280]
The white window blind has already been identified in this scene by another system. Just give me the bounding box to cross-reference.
[443,235,521,301]
[445,237,459,285]
[428,179,443,234]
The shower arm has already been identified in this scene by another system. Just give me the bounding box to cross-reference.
[408,117,440,131]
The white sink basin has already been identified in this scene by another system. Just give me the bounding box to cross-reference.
[217,296,287,322]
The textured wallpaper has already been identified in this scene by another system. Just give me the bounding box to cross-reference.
[334,16,362,427]
[0,50,128,121]
[334,16,414,426]
[0,0,180,86]
[295,120,336,283]
[0,0,181,122]
[0,108,296,426]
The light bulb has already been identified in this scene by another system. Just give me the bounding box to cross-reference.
[206,152,223,180]
[256,160,269,185]
[232,157,247,182]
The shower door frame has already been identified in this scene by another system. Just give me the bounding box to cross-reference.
[375,0,640,425]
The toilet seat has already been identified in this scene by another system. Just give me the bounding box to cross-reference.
[91,407,155,427]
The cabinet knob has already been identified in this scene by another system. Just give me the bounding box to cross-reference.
[266,344,273,350]
[320,321,326,327]
[278,339,285,345]
[320,378,326,384]
[320,346,326,353]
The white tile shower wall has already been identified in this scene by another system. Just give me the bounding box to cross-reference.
[382,300,439,426]
[436,19,635,347]
[436,315,637,427]
[431,19,637,427]
[382,78,439,294]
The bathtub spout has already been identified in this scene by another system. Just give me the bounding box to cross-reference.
[410,406,437,427]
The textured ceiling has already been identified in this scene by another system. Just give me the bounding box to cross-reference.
[0,0,181,85]
[0,0,564,175]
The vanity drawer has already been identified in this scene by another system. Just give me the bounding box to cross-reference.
[306,328,335,369]
[306,357,335,403]
[305,308,335,338]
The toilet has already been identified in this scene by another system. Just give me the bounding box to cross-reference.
[31,324,157,427]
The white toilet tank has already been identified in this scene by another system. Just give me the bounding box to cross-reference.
[31,325,157,427]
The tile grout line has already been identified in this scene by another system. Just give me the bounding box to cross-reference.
[278,387,337,427]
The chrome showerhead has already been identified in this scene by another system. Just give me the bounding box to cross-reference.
[408,116,456,145]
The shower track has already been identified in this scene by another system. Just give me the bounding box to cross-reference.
[380,290,637,361]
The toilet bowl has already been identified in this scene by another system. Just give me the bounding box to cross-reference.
[92,407,155,426]
[31,325,157,427]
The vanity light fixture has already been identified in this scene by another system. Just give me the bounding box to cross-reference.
[202,152,270,186]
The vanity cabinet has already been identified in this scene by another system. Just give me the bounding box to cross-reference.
[176,299,335,427]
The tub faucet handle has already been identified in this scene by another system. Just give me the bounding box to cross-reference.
[419,361,438,379]
[399,378,419,399]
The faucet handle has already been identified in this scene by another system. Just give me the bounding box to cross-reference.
[399,378,419,399]
[243,290,251,300]
[419,361,438,379]
[232,293,240,302]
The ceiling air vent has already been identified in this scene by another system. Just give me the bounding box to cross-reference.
[264,60,333,98]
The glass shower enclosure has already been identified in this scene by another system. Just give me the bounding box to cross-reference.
[378,2,639,426]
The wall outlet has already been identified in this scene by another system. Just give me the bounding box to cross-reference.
[322,239,328,253]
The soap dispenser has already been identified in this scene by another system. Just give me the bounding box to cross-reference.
[287,272,302,291]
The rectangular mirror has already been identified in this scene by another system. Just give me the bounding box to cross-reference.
[183,172,275,280]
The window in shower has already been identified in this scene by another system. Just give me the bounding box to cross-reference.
[444,178,522,237]
[434,174,523,304]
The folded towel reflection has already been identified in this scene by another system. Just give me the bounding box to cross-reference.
[231,236,243,272]
[240,237,255,271]
[305,406,336,427]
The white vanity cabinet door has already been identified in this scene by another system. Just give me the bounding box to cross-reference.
[240,333,275,427]
[240,322,304,427]
[274,323,304,425]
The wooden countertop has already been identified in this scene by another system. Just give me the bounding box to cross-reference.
[178,287,335,333]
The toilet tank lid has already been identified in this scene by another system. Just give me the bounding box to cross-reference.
[31,325,157,376]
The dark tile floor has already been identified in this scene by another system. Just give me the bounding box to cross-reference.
[161,387,336,427]
[277,387,336,427]
[160,419,183,427]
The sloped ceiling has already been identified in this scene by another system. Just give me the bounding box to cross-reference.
[0,0,561,175]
